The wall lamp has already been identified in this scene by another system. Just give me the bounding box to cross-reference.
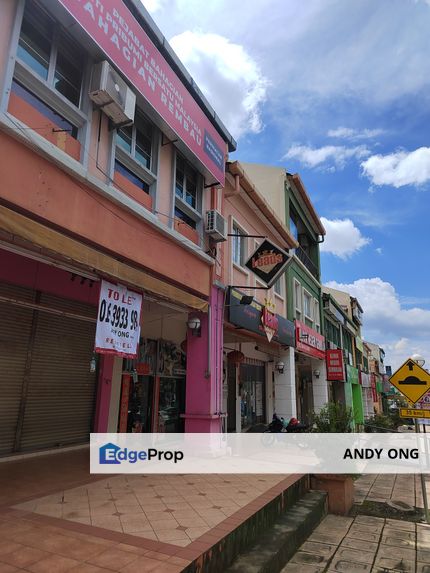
[275,361,285,374]
[187,316,201,336]
[313,369,320,379]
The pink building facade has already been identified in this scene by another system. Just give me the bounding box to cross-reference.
[0,0,235,455]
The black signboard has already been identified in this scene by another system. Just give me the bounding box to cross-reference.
[227,288,295,347]
[244,239,291,287]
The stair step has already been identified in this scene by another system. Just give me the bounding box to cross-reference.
[224,490,327,573]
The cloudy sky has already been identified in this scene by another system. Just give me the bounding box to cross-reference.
[143,0,430,369]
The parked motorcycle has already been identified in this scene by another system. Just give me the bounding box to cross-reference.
[264,413,308,433]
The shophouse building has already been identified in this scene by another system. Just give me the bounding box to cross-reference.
[322,286,365,427]
[220,162,297,432]
[239,164,326,425]
[365,341,386,414]
[0,0,236,455]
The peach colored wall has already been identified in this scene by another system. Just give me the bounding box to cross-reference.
[221,177,287,318]
[157,143,173,227]
[0,131,211,298]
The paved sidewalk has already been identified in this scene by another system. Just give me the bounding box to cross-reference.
[281,513,430,573]
[0,449,301,572]
[355,474,430,509]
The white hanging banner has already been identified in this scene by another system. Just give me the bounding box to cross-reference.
[95,280,142,357]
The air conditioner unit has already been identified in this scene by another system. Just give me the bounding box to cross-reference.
[89,61,136,127]
[205,210,227,242]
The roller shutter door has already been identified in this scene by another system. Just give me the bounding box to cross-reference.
[0,284,34,455]
[0,284,97,454]
[20,293,97,451]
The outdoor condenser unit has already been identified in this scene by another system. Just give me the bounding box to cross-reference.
[205,209,227,242]
[89,61,136,127]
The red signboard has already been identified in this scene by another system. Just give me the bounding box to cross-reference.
[326,349,344,381]
[295,320,325,360]
[371,373,377,402]
[57,0,226,185]
[261,306,279,342]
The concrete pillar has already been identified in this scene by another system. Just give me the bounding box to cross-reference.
[274,346,297,420]
[94,354,114,432]
[312,358,329,413]
[184,286,224,432]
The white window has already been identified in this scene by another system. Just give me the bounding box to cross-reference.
[174,154,202,230]
[232,223,246,266]
[114,109,158,200]
[314,300,321,332]
[303,290,313,320]
[274,276,283,296]
[294,279,302,320]
[12,0,88,148]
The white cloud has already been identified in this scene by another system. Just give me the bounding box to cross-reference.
[327,127,385,141]
[375,247,383,255]
[325,277,430,369]
[169,31,268,139]
[284,144,369,170]
[320,218,371,259]
[361,147,430,188]
[141,0,165,13]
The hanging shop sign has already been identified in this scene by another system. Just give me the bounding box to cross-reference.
[228,288,295,347]
[360,372,371,388]
[295,320,325,360]
[261,300,278,343]
[326,349,345,381]
[57,0,226,185]
[95,279,142,357]
[346,364,359,385]
[244,239,291,287]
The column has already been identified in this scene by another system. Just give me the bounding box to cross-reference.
[93,354,114,432]
[274,346,297,420]
[183,286,224,432]
[312,358,329,413]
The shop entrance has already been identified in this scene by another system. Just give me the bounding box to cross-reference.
[239,362,265,430]
[158,377,185,432]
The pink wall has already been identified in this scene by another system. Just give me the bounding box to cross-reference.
[184,286,224,432]
[221,179,287,317]
[0,249,99,305]
[93,355,114,432]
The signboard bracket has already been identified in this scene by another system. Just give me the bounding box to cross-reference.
[227,234,267,239]
[161,134,178,147]
[230,285,270,290]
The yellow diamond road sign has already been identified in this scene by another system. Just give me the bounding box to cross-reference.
[389,358,430,403]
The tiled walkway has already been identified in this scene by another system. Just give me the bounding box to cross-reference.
[355,474,430,508]
[281,513,430,573]
[0,449,299,572]
[13,473,284,547]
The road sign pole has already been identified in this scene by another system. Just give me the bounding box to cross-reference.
[415,419,430,523]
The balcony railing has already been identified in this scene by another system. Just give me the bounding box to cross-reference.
[295,246,319,279]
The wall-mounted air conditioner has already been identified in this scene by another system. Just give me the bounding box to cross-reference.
[206,210,227,242]
[89,61,136,127]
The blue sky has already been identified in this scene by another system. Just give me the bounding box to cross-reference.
[143,0,430,369]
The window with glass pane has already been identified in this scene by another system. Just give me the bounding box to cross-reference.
[274,276,282,295]
[290,216,298,240]
[232,225,245,266]
[17,0,84,108]
[294,281,302,313]
[175,155,197,210]
[304,291,312,319]
[135,114,152,169]
[117,125,132,154]
[175,207,196,229]
[17,3,52,80]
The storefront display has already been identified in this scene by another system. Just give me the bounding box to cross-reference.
[239,362,265,429]
[121,338,186,433]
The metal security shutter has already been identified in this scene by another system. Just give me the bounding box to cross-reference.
[0,284,34,455]
[19,293,97,452]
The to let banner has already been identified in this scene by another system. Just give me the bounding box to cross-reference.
[95,280,142,357]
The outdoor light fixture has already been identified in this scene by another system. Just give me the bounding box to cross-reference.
[240,295,254,305]
[89,353,97,373]
[187,316,201,336]
[275,361,285,374]
[313,369,320,378]
[411,353,425,367]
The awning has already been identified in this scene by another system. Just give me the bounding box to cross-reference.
[0,206,208,311]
